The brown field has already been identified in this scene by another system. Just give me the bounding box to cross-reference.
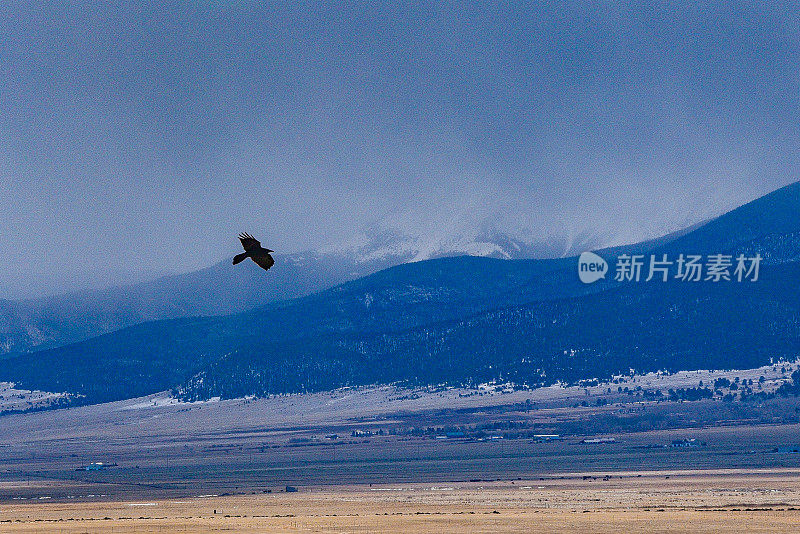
[2,470,800,533]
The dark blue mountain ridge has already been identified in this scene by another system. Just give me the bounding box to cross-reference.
[0,229,620,356]
[0,250,391,357]
[659,180,800,260]
[180,261,800,399]
[1,181,798,403]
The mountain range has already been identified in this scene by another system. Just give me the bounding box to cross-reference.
[0,227,614,357]
[1,181,798,405]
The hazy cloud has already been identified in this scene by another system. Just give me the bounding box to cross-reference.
[1,1,798,297]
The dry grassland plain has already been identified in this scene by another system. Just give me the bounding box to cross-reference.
[2,471,800,533]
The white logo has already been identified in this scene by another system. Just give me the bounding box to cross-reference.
[578,252,762,284]
[578,251,608,284]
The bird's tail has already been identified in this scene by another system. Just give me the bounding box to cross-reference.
[232,252,248,265]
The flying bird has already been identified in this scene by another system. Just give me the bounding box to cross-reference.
[233,233,275,272]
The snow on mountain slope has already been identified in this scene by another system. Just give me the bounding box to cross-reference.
[324,212,616,264]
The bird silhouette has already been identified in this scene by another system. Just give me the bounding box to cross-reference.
[233,233,275,272]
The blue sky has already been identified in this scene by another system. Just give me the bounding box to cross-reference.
[1,1,798,297]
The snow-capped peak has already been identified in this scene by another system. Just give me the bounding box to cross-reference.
[322,208,615,264]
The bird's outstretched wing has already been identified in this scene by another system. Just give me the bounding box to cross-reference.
[238,232,260,251]
[252,254,275,272]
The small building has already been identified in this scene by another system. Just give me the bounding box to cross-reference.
[533,434,561,442]
[80,462,117,471]
[581,437,616,444]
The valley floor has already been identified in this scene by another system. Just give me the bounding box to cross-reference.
[1,365,800,531]
[2,470,800,533]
